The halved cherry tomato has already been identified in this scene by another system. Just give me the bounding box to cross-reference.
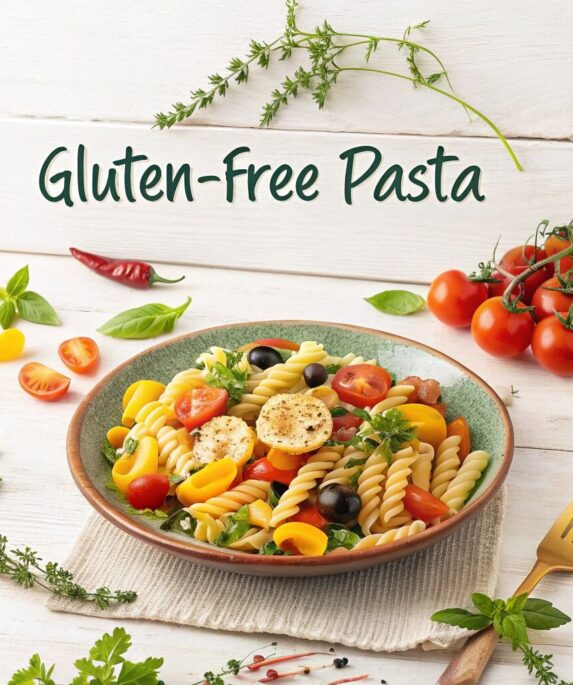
[427,270,489,328]
[175,387,228,431]
[531,277,573,321]
[331,411,363,442]
[127,473,170,510]
[238,337,300,352]
[289,505,328,529]
[58,336,100,374]
[471,297,535,358]
[545,232,573,275]
[396,403,447,448]
[446,416,471,461]
[332,364,392,408]
[532,312,573,377]
[242,457,300,485]
[403,484,449,522]
[499,245,552,303]
[19,362,70,401]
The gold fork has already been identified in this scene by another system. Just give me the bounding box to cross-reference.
[438,500,573,685]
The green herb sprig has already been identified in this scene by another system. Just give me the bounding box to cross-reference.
[215,505,251,547]
[432,592,572,685]
[0,535,136,608]
[9,627,163,685]
[205,351,249,405]
[155,0,522,171]
[0,266,60,329]
[98,297,191,339]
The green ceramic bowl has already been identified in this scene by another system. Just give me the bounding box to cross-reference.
[68,321,513,577]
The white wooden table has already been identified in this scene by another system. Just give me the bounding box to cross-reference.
[1,1,572,682]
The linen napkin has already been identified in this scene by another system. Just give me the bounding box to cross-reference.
[49,489,505,652]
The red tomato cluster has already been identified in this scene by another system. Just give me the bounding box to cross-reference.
[428,233,573,377]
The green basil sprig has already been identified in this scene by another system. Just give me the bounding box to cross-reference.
[215,505,251,547]
[365,289,426,316]
[0,266,60,329]
[98,296,191,339]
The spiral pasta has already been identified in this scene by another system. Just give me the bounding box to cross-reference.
[197,346,251,373]
[357,447,389,535]
[188,479,270,519]
[440,450,489,511]
[370,384,415,416]
[379,445,418,525]
[159,368,206,408]
[126,401,177,443]
[270,445,342,527]
[193,513,226,543]
[410,441,435,492]
[430,435,461,499]
[228,528,273,551]
[319,443,366,490]
[155,425,200,475]
[229,341,327,420]
[353,520,426,550]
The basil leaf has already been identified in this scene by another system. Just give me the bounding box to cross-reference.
[325,525,361,551]
[505,593,529,614]
[98,297,191,339]
[471,592,495,617]
[365,290,426,316]
[325,363,341,374]
[0,298,16,329]
[430,608,492,631]
[160,510,196,536]
[101,440,120,466]
[330,407,348,417]
[501,613,529,650]
[124,438,138,455]
[215,505,251,547]
[17,291,60,325]
[522,598,572,631]
[7,266,29,297]
[259,541,284,556]
[344,457,366,470]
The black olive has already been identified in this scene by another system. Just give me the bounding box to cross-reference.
[317,484,361,523]
[303,363,328,388]
[270,481,289,497]
[247,345,283,370]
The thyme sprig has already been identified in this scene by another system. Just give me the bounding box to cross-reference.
[0,535,136,608]
[155,0,522,171]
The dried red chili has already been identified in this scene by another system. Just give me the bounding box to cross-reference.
[70,247,185,289]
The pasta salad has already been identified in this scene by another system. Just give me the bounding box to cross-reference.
[102,337,490,556]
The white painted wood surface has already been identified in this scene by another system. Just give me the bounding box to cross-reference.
[0,252,572,685]
[1,1,572,140]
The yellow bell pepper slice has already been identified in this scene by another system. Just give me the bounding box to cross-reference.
[176,457,237,506]
[106,425,130,449]
[121,380,166,427]
[0,329,25,362]
[306,386,339,410]
[248,499,273,529]
[267,448,302,470]
[273,522,328,556]
[112,435,159,495]
[396,403,447,449]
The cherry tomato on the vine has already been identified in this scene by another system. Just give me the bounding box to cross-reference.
[331,364,392,408]
[427,270,489,327]
[531,277,573,321]
[471,297,535,358]
[531,313,573,377]
[58,336,100,374]
[545,233,573,275]
[499,245,552,304]
[127,473,170,510]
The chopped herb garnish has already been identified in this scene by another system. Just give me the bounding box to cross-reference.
[215,505,251,547]
[205,352,248,405]
[259,541,285,556]
[325,525,362,551]
[325,364,342,375]
[124,438,138,455]
[160,509,196,536]
[101,439,120,466]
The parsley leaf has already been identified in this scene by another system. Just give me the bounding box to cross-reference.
[205,352,248,405]
[325,525,362,551]
[259,541,284,556]
[8,654,56,685]
[352,408,416,464]
[215,506,251,547]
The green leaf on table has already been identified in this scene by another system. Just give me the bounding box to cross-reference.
[115,657,164,685]
[17,291,60,325]
[98,297,191,339]
[522,598,572,630]
[365,290,426,316]
[215,505,251,547]
[87,626,132,666]
[0,298,16,329]
[471,592,496,617]
[8,654,56,685]
[505,592,529,614]
[430,608,492,631]
[325,524,361,551]
[500,612,529,650]
[6,266,30,297]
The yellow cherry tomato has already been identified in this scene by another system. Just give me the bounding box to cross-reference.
[267,448,303,470]
[176,457,237,506]
[121,380,166,427]
[0,329,25,362]
[248,499,273,529]
[112,435,159,495]
[396,403,447,448]
[273,522,328,556]
[106,425,130,449]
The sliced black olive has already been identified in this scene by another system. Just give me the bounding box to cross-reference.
[247,345,283,370]
[317,484,361,523]
[303,363,328,388]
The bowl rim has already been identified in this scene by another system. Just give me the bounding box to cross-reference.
[67,319,514,569]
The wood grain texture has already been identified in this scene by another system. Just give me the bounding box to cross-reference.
[1,1,572,140]
[1,120,572,283]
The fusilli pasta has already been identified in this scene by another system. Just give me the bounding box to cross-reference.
[188,480,270,519]
[430,435,461,499]
[353,520,426,549]
[440,450,489,511]
[379,445,418,525]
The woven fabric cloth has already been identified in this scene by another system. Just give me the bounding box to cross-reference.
[49,489,505,652]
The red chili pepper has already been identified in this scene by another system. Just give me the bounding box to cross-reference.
[70,247,185,289]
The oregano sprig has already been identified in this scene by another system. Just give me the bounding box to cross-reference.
[155,0,522,171]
